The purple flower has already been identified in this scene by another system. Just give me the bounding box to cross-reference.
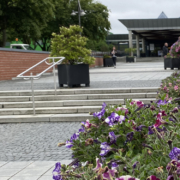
[148,126,154,135]
[109,132,117,144]
[111,162,118,169]
[172,107,178,113]
[103,169,116,179]
[65,133,79,149]
[52,162,62,180]
[100,142,112,156]
[132,161,139,169]
[135,125,147,132]
[65,140,73,148]
[105,113,125,127]
[93,109,105,120]
[156,99,169,107]
[126,132,134,143]
[102,102,107,110]
[70,133,79,141]
[169,117,176,123]
[78,125,85,133]
[169,147,180,160]
[167,175,174,180]
[93,103,106,120]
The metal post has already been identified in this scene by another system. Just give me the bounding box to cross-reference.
[53,58,57,96]
[78,0,82,35]
[30,72,36,115]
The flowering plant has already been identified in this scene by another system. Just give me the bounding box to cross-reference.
[53,96,180,179]
[158,72,180,103]
[169,38,180,58]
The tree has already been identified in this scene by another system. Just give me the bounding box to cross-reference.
[36,0,111,51]
[0,0,55,47]
[50,25,95,65]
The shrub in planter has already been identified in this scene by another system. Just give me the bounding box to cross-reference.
[50,25,95,87]
[54,97,180,180]
[125,48,136,63]
[103,54,113,67]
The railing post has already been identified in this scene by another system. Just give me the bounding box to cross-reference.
[53,58,57,96]
[30,72,36,116]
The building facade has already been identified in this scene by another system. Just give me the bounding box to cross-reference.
[106,12,180,57]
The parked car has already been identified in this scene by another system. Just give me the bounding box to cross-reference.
[10,44,34,50]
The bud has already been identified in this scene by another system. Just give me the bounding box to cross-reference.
[167,140,173,150]
[172,107,178,113]
[156,166,163,173]
[150,105,156,111]
[57,142,66,147]
[85,138,94,146]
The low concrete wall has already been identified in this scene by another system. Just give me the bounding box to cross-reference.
[0,48,103,81]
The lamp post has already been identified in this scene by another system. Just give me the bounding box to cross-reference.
[71,0,86,28]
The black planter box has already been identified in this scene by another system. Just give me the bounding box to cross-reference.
[140,53,146,57]
[58,64,90,88]
[103,58,113,67]
[164,58,180,70]
[126,57,134,63]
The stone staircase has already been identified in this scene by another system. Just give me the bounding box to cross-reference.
[0,87,158,123]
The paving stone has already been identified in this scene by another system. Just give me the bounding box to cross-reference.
[0,122,80,161]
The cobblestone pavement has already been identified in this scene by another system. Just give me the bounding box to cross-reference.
[0,122,81,161]
[0,61,173,90]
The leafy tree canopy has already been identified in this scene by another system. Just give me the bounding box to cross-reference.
[1,0,111,51]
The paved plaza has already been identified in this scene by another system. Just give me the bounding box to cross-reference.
[0,60,173,91]
[0,59,174,179]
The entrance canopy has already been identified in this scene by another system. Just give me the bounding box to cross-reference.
[119,18,180,41]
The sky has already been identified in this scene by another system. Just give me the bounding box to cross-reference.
[98,0,180,34]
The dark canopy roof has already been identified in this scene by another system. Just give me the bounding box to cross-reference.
[119,18,180,31]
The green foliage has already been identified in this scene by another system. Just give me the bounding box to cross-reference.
[0,0,55,46]
[50,25,95,65]
[164,53,173,59]
[56,97,180,179]
[103,54,111,58]
[86,40,113,52]
[158,72,180,102]
[125,48,136,57]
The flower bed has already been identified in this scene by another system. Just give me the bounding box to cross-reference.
[52,94,180,180]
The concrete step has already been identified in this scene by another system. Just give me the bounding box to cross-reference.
[0,98,156,123]
[0,114,93,123]
[0,93,157,102]
[0,98,156,115]
[0,87,159,96]
[0,106,102,115]
[1,99,125,108]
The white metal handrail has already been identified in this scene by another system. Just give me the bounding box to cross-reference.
[16,57,65,115]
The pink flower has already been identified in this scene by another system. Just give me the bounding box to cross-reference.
[82,119,91,129]
[154,119,162,128]
[116,107,129,115]
[163,86,167,91]
[169,83,172,87]
[128,120,136,130]
[147,175,160,180]
[174,85,178,91]
[130,100,144,108]
[93,158,102,172]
